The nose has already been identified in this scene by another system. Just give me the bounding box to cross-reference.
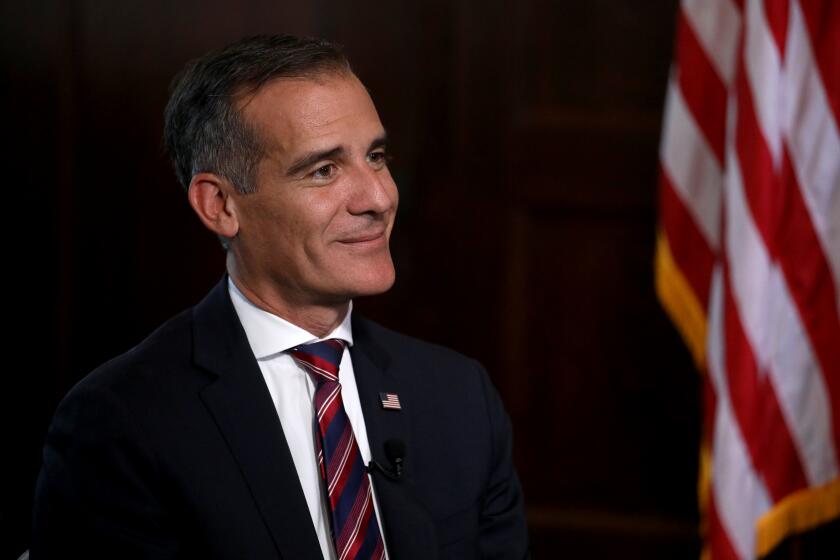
[346,163,397,217]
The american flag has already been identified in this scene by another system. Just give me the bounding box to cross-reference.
[379,392,401,411]
[656,0,840,557]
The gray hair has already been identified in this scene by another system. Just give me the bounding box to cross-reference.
[164,34,351,195]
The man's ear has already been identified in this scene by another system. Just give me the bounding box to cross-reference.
[187,173,240,239]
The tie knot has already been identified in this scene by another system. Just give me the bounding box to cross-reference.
[290,339,346,385]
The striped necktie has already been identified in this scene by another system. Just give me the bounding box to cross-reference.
[290,339,386,560]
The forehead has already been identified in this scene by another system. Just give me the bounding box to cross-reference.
[238,73,384,158]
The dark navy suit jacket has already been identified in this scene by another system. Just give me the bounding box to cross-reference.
[32,275,529,559]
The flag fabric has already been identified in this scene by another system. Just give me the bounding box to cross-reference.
[655,0,840,557]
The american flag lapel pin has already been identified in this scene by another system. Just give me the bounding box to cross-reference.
[379,392,402,410]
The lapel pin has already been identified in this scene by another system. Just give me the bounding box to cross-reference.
[379,392,402,410]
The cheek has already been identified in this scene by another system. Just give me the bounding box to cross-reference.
[307,194,348,232]
[244,206,300,258]
[384,174,399,207]
[287,214,337,262]
[262,198,311,237]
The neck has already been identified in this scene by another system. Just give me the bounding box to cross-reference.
[227,263,349,339]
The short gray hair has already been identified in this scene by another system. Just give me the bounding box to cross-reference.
[164,34,351,195]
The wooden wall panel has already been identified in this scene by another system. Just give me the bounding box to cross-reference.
[507,210,700,524]
[494,0,702,555]
[1,0,69,550]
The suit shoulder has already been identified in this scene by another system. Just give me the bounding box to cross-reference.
[352,316,496,411]
[67,305,196,400]
[353,315,481,371]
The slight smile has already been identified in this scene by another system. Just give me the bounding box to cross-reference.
[336,231,388,248]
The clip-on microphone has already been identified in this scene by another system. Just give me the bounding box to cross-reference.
[367,438,405,480]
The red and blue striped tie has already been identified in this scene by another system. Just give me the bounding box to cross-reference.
[291,339,386,560]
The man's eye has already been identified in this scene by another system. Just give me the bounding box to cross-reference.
[312,164,336,179]
[368,151,388,166]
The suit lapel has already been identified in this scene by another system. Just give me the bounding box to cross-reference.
[349,318,407,464]
[351,317,439,560]
[193,276,323,560]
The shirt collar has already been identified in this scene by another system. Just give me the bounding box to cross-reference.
[227,276,354,360]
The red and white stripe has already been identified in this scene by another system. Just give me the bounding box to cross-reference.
[318,384,342,423]
[337,481,374,560]
[658,0,840,556]
[327,426,357,501]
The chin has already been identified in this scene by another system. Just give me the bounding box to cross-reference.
[354,275,396,297]
[345,265,396,298]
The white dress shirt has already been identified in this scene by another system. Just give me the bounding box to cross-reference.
[228,278,388,560]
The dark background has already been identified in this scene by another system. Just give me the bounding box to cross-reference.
[1,1,706,557]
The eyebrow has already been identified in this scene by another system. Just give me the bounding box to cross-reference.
[285,134,389,178]
[286,146,344,177]
[369,135,388,152]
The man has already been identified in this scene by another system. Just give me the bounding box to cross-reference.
[32,35,528,559]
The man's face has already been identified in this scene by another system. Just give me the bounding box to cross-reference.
[230,73,398,307]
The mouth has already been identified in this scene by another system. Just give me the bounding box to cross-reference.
[337,230,388,247]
